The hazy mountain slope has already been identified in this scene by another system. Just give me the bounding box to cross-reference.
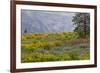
[21,10,75,33]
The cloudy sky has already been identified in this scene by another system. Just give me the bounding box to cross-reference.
[21,9,76,33]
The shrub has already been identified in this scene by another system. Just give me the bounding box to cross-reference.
[68,53,80,60]
[21,35,27,41]
[79,52,90,60]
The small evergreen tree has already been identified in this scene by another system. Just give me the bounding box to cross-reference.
[24,28,27,33]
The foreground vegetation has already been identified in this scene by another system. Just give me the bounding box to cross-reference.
[21,32,90,63]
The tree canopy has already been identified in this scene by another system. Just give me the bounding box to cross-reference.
[72,13,90,38]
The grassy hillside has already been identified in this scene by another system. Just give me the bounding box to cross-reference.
[21,32,90,63]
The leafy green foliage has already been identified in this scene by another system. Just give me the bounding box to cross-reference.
[72,13,90,38]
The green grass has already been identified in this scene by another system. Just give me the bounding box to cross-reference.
[21,32,90,63]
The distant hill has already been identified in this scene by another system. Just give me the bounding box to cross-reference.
[21,10,75,33]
